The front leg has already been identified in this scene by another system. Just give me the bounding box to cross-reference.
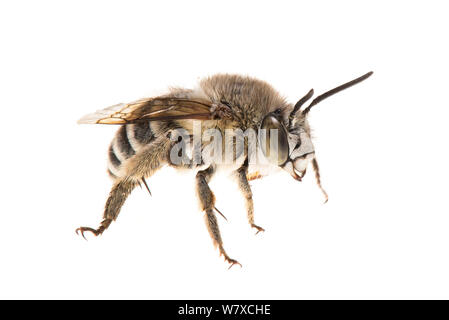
[196,165,241,268]
[236,161,265,234]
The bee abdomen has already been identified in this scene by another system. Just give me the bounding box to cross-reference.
[107,122,155,178]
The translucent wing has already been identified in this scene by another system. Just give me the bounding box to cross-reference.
[78,97,232,124]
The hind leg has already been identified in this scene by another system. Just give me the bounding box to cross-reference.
[196,166,241,268]
[76,179,138,239]
[76,136,171,239]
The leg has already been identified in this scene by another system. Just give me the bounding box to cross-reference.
[236,161,265,234]
[196,166,241,268]
[76,179,137,239]
[76,136,170,239]
[311,157,328,203]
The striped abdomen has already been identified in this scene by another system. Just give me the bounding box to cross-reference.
[107,121,155,179]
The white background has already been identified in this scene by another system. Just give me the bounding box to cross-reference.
[1,0,448,299]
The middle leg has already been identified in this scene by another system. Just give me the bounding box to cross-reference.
[196,165,241,268]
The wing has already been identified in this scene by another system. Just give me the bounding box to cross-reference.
[78,97,234,125]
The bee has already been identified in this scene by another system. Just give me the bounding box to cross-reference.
[76,72,373,268]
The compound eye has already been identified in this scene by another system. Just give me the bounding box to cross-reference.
[260,115,289,165]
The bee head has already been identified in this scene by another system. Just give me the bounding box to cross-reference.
[283,115,315,181]
[259,108,314,181]
[263,71,373,181]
